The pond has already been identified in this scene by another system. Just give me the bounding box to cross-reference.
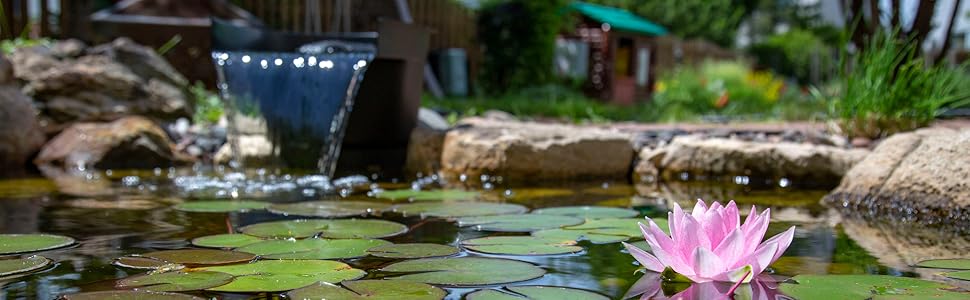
[0,169,967,299]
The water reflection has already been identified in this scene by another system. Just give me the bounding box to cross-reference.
[624,273,792,300]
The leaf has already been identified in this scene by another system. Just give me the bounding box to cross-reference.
[287,280,446,300]
[531,218,665,244]
[780,275,970,300]
[173,200,269,213]
[380,257,546,286]
[0,234,75,254]
[391,202,528,218]
[200,260,366,292]
[461,236,582,256]
[240,219,408,239]
[59,290,204,300]
[376,189,479,201]
[237,238,391,260]
[366,243,460,259]
[191,234,263,248]
[915,259,970,270]
[531,206,638,219]
[467,286,610,300]
[456,214,585,232]
[113,257,170,270]
[116,271,234,292]
[0,256,51,276]
[135,249,255,266]
[947,271,970,281]
[268,201,390,218]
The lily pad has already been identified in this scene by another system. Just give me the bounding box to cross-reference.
[380,257,546,286]
[780,274,970,300]
[200,260,366,292]
[240,219,408,239]
[0,233,75,254]
[467,286,609,300]
[947,271,970,281]
[60,290,204,300]
[237,238,391,260]
[367,243,459,259]
[461,236,582,256]
[0,256,51,276]
[191,234,263,248]
[116,271,234,292]
[532,218,666,244]
[531,206,638,219]
[391,202,528,218]
[137,249,255,266]
[113,256,171,270]
[456,214,585,232]
[268,201,390,218]
[915,259,970,270]
[173,200,269,213]
[376,189,479,201]
[287,280,446,300]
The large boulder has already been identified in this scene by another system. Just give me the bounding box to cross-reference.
[404,108,450,176]
[439,118,635,181]
[0,59,46,177]
[824,128,969,223]
[635,135,869,185]
[34,116,192,178]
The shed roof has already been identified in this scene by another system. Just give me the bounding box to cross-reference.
[570,2,668,36]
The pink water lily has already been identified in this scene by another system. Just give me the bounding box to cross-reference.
[623,200,795,283]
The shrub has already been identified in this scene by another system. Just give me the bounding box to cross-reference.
[651,61,787,121]
[748,29,835,84]
[477,0,567,94]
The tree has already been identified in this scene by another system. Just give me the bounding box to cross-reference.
[843,0,964,64]
[586,0,748,47]
[476,0,567,93]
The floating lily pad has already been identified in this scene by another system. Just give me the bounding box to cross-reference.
[532,206,638,219]
[268,201,390,218]
[240,219,408,239]
[0,234,75,254]
[381,257,545,286]
[467,286,610,300]
[173,200,269,213]
[0,256,51,276]
[367,243,459,259]
[392,202,528,218]
[376,189,479,201]
[60,290,204,300]
[237,238,391,260]
[113,256,171,270]
[947,271,970,281]
[915,259,970,270]
[502,188,574,200]
[287,280,446,300]
[780,275,970,300]
[201,260,366,292]
[532,218,665,244]
[461,236,582,256]
[137,249,255,266]
[457,214,585,232]
[191,234,263,248]
[117,271,234,292]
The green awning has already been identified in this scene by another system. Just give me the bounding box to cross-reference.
[569,2,668,36]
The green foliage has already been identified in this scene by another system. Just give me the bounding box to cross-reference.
[477,0,567,93]
[588,0,744,47]
[190,82,223,125]
[748,29,836,84]
[651,61,790,121]
[0,38,50,54]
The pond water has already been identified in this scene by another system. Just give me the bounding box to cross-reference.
[0,170,967,299]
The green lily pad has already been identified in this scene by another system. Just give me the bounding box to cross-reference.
[0,255,51,276]
[287,280,446,300]
[60,290,204,300]
[531,206,638,219]
[461,236,582,256]
[136,249,255,266]
[237,238,391,260]
[191,234,263,248]
[376,189,479,201]
[268,201,391,218]
[0,234,75,254]
[456,214,585,232]
[240,219,408,239]
[467,286,610,300]
[200,260,366,292]
[116,271,234,292]
[391,202,528,218]
[366,243,460,259]
[532,218,665,244]
[173,200,269,213]
[915,259,970,270]
[780,275,970,300]
[947,271,970,281]
[113,256,172,270]
[380,257,546,286]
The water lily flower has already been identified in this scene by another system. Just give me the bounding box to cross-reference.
[624,272,786,300]
[623,200,795,283]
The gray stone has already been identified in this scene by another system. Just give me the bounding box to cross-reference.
[49,39,86,58]
[0,83,46,177]
[86,37,188,87]
[417,107,450,131]
[214,134,274,166]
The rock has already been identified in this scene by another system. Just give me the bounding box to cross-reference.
[404,126,446,176]
[480,110,517,121]
[0,83,46,177]
[824,128,969,223]
[635,135,869,186]
[840,216,970,282]
[49,39,86,58]
[34,116,192,178]
[0,54,13,83]
[86,37,188,87]
[417,107,450,131]
[214,135,274,166]
[439,117,635,181]
[850,137,871,148]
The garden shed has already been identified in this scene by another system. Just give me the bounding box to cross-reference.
[559,2,668,105]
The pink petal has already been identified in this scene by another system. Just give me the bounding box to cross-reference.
[713,228,746,266]
[691,199,709,219]
[623,242,665,272]
[741,208,770,254]
[748,241,779,275]
[645,238,695,276]
[643,220,675,251]
[722,201,740,230]
[670,203,686,244]
[703,208,727,248]
[708,264,754,282]
[678,214,711,258]
[763,226,796,263]
[692,246,724,279]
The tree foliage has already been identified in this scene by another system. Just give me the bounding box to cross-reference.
[587,0,748,47]
[476,0,568,94]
